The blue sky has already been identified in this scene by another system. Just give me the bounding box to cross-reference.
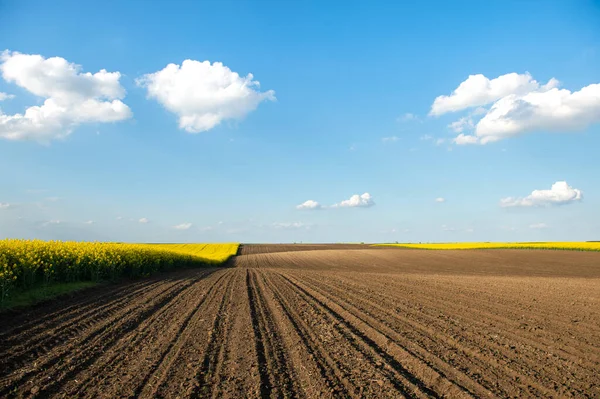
[0,0,599,243]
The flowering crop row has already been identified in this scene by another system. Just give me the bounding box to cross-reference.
[0,240,239,303]
[373,242,600,251]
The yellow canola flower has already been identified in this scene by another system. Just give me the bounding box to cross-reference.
[0,240,239,302]
[373,242,600,251]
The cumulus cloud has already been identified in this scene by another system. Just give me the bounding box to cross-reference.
[430,72,550,116]
[137,60,275,133]
[0,50,132,142]
[138,217,149,224]
[296,200,322,210]
[435,72,600,145]
[0,92,14,101]
[173,222,192,230]
[529,223,548,229]
[435,197,445,203]
[333,192,375,208]
[473,83,600,143]
[500,181,582,208]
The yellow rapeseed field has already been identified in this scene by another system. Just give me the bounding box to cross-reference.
[0,240,239,303]
[374,242,600,251]
[142,243,239,263]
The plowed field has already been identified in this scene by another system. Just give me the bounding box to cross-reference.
[1,245,599,398]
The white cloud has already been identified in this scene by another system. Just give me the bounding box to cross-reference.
[382,136,399,143]
[138,217,149,224]
[398,113,419,122]
[272,222,311,230]
[41,219,61,227]
[500,181,582,208]
[435,197,445,203]
[474,83,600,143]
[529,223,548,229]
[430,72,551,116]
[0,202,11,209]
[137,59,275,133]
[0,50,132,142]
[116,216,123,220]
[441,224,456,232]
[453,133,479,145]
[420,134,433,141]
[296,199,321,210]
[333,192,375,208]
[84,220,94,225]
[173,222,192,230]
[437,72,600,144]
[0,92,14,101]
[465,228,474,233]
[435,138,446,145]
[449,116,474,133]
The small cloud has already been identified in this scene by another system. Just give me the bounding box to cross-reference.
[0,202,11,209]
[41,219,61,227]
[173,222,193,230]
[529,222,548,229]
[398,113,419,122]
[420,134,433,141]
[199,226,214,232]
[435,138,446,146]
[435,197,445,203]
[448,117,474,133]
[139,218,149,224]
[441,224,456,232]
[333,192,375,208]
[84,220,94,225]
[465,228,474,233]
[454,133,479,145]
[116,216,123,220]
[382,136,400,143]
[500,181,582,207]
[272,222,312,230]
[500,226,518,231]
[296,200,322,210]
[0,92,15,101]
[45,196,60,202]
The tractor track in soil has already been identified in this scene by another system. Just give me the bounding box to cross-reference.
[1,245,599,398]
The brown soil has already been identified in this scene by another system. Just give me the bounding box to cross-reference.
[1,245,599,398]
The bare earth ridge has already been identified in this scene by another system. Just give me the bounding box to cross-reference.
[1,245,599,398]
